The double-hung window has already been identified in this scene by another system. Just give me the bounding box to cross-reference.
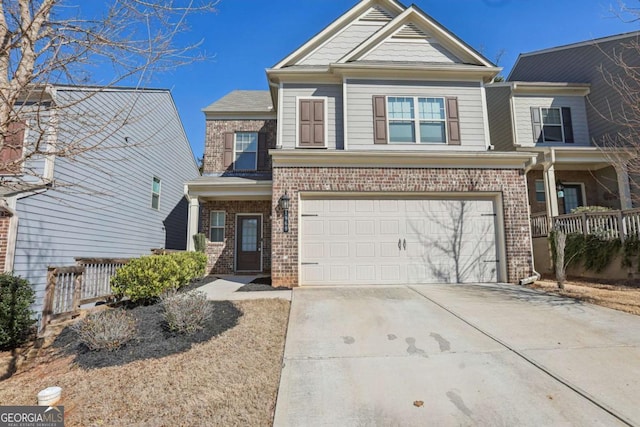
[234,132,258,170]
[541,108,563,142]
[535,180,546,202]
[151,177,161,210]
[387,97,447,144]
[210,211,225,243]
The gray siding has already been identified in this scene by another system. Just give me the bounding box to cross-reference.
[13,89,199,315]
[281,84,343,149]
[362,40,461,63]
[485,86,514,151]
[300,22,386,66]
[509,34,640,147]
[512,95,590,147]
[345,79,487,150]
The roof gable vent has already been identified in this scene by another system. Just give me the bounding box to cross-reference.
[393,23,430,39]
[361,5,394,22]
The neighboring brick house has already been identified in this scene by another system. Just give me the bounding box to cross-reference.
[185,0,537,287]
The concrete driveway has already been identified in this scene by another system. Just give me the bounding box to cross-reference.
[273,283,640,426]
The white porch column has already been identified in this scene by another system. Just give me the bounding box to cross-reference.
[186,196,200,252]
[543,164,559,218]
[615,163,633,210]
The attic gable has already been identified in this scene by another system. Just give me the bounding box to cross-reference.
[273,0,405,69]
[338,6,494,68]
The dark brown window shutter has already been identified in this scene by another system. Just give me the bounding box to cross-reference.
[0,121,26,174]
[372,96,387,144]
[446,97,461,145]
[299,99,325,147]
[531,108,543,143]
[257,132,269,170]
[561,107,574,143]
[223,132,234,169]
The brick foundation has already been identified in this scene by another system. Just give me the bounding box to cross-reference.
[201,200,272,274]
[271,167,534,287]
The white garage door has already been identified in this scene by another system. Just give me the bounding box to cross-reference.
[300,197,500,285]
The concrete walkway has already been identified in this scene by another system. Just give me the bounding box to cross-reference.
[198,275,292,301]
[274,283,640,426]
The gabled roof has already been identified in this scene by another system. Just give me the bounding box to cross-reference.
[272,0,406,69]
[202,91,274,113]
[338,5,494,67]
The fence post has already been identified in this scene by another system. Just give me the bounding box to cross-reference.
[619,211,627,243]
[72,268,83,317]
[41,268,57,334]
[581,213,588,235]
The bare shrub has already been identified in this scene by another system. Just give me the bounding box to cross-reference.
[74,309,137,351]
[162,291,211,334]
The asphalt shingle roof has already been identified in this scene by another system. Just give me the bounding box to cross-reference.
[203,90,273,113]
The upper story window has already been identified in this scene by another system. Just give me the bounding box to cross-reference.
[234,132,258,170]
[531,107,574,144]
[374,96,460,146]
[151,177,161,210]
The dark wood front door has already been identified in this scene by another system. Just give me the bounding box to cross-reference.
[236,215,262,272]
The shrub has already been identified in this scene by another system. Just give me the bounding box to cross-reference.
[0,274,35,350]
[570,206,612,214]
[74,309,137,351]
[111,252,208,303]
[193,233,207,253]
[162,290,211,334]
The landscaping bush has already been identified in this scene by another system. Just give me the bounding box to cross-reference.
[193,233,207,253]
[162,290,211,334]
[74,309,137,351]
[570,206,612,214]
[111,252,208,303]
[0,274,35,351]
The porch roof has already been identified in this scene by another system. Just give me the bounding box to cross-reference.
[519,146,634,171]
[185,176,273,201]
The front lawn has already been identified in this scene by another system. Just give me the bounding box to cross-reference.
[0,299,290,426]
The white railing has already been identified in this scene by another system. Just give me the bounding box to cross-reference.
[76,258,129,304]
[532,208,640,241]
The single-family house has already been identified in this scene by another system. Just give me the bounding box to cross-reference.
[185,0,537,287]
[0,86,199,317]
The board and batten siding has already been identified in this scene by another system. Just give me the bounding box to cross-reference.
[281,84,344,149]
[300,22,387,66]
[485,86,515,152]
[345,79,487,150]
[12,89,199,315]
[361,40,461,63]
[512,95,590,147]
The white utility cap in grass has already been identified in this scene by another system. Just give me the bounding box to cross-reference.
[37,386,62,406]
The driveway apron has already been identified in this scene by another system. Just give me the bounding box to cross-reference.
[273,284,640,426]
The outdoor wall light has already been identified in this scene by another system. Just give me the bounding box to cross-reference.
[556,182,565,198]
[279,191,291,233]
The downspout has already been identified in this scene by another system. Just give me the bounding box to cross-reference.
[2,198,18,273]
[520,154,542,286]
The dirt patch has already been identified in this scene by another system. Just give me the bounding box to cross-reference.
[0,299,290,426]
[531,279,640,316]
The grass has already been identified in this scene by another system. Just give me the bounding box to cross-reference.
[531,279,640,316]
[0,299,290,426]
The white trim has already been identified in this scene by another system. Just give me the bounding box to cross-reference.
[343,77,349,150]
[385,96,448,145]
[480,84,492,150]
[295,96,329,149]
[277,82,284,148]
[151,176,161,210]
[209,210,226,243]
[235,213,264,273]
[509,89,518,148]
[233,131,259,171]
[538,107,566,143]
[186,197,200,252]
[4,197,18,272]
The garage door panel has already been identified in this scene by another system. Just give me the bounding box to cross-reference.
[303,219,324,235]
[329,220,349,235]
[379,220,400,235]
[329,242,349,258]
[356,265,376,281]
[356,220,375,235]
[356,243,376,258]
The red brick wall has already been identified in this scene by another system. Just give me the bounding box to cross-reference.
[201,200,272,274]
[271,167,533,287]
[203,119,277,174]
[0,211,10,272]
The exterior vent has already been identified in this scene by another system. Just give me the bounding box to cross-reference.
[362,6,393,21]
[393,23,429,39]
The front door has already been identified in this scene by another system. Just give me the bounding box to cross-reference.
[236,215,262,272]
[562,185,584,214]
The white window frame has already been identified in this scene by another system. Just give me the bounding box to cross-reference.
[539,107,565,143]
[386,96,448,144]
[295,96,329,149]
[233,132,258,171]
[534,180,546,202]
[209,210,226,243]
[151,176,161,210]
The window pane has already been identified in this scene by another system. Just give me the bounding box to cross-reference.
[543,125,563,142]
[152,178,161,194]
[535,181,546,202]
[211,212,225,227]
[236,132,257,152]
[542,108,561,125]
[152,194,159,210]
[235,152,257,170]
[242,219,258,251]
[210,228,224,243]
[420,122,446,143]
[418,98,445,120]
[387,97,414,120]
[389,122,415,143]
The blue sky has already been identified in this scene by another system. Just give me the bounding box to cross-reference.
[144,0,637,160]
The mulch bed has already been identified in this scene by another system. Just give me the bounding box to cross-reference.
[53,300,242,369]
[236,276,290,292]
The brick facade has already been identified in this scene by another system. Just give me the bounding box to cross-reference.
[201,200,272,274]
[271,167,534,287]
[203,119,277,174]
[0,211,11,272]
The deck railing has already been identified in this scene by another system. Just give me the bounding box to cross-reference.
[530,208,640,241]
